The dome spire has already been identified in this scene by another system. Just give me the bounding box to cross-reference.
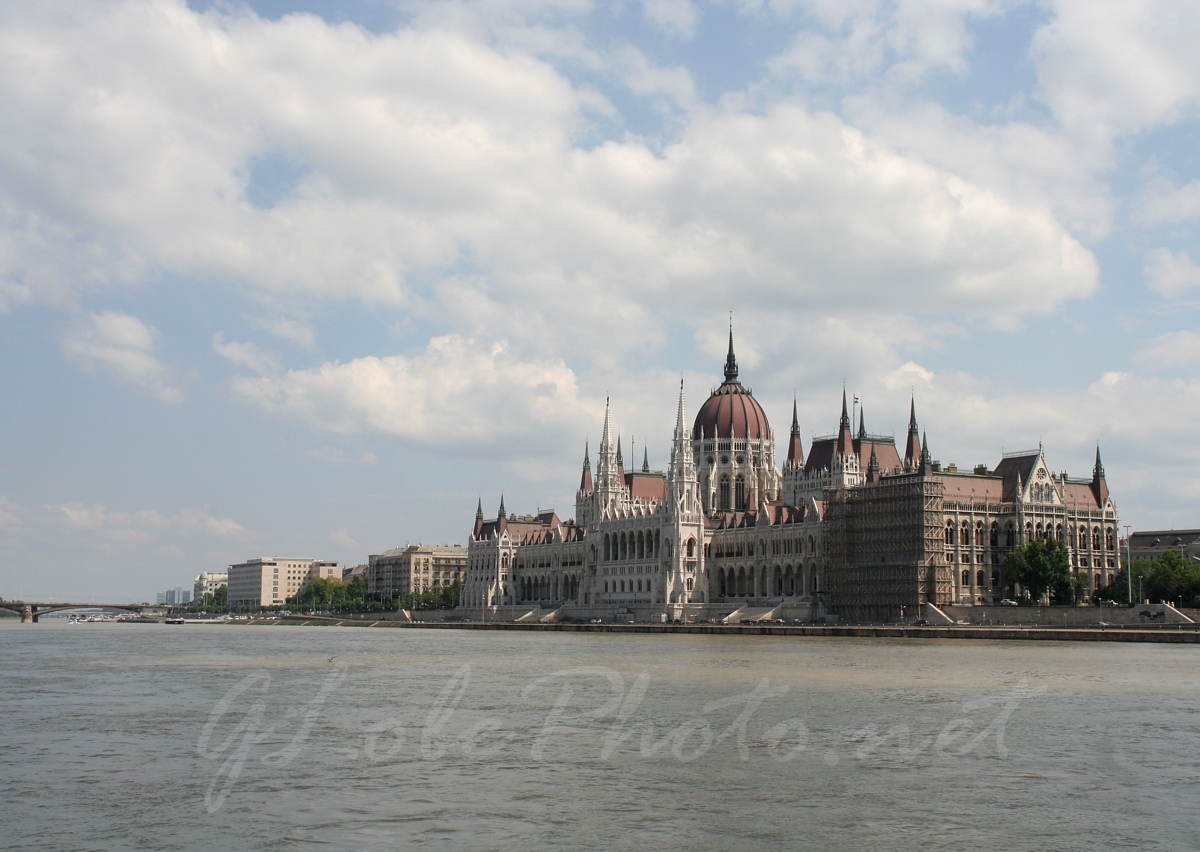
[724,319,739,383]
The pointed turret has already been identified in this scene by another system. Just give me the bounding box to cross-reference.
[867,443,880,482]
[786,397,805,468]
[1092,443,1109,504]
[616,435,624,474]
[579,442,593,493]
[674,378,688,441]
[836,387,854,458]
[669,378,698,516]
[904,397,922,469]
[919,430,930,474]
[642,446,650,473]
[595,396,627,511]
[858,407,866,440]
[474,497,484,537]
[497,494,506,521]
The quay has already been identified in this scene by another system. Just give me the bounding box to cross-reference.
[273,615,1200,643]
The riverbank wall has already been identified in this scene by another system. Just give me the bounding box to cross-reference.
[272,615,1200,643]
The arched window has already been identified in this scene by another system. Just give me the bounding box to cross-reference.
[990,522,999,548]
[975,523,984,546]
[946,521,955,545]
[719,476,731,512]
[687,538,696,558]
[977,570,985,587]
[962,570,969,585]
[1079,528,1087,549]
[1092,527,1101,550]
[1105,528,1115,550]
[1005,523,1014,547]
[735,476,746,511]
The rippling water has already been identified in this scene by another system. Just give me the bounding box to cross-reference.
[2,622,1198,849]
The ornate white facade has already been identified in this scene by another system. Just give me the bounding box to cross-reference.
[461,331,1120,622]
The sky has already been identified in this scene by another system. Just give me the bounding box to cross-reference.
[1,0,1198,602]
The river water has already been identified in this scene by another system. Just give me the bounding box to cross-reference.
[2,622,1198,850]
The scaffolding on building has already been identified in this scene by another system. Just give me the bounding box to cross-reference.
[822,474,951,622]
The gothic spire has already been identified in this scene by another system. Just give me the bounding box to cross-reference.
[600,396,612,452]
[919,430,930,473]
[904,396,922,469]
[579,441,593,493]
[724,322,739,383]
[616,435,624,470]
[475,497,483,523]
[642,446,650,473]
[674,378,688,440]
[836,387,854,457]
[786,396,805,467]
[498,493,506,521]
[1092,443,1109,504]
[858,406,866,439]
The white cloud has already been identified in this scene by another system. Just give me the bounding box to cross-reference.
[1137,178,1200,225]
[766,0,1002,87]
[846,99,1116,241]
[248,315,318,348]
[641,0,699,39]
[330,527,356,548]
[0,495,21,529]
[0,0,1097,357]
[45,501,246,540]
[1032,0,1200,141]
[213,331,282,376]
[230,334,590,452]
[1144,248,1200,299]
[1134,330,1200,370]
[62,311,184,403]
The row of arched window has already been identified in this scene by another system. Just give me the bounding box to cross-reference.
[944,519,1116,551]
[602,529,662,561]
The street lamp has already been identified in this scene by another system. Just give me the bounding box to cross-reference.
[1124,524,1132,605]
[1138,574,1144,605]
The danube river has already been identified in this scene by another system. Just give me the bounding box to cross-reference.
[2,622,1198,849]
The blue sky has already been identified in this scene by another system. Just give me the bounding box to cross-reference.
[2,0,1198,601]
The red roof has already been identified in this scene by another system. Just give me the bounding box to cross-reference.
[692,380,772,441]
[936,474,1004,503]
[626,472,668,504]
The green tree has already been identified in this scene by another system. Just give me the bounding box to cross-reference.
[1005,538,1071,604]
[1144,550,1200,605]
[213,584,228,608]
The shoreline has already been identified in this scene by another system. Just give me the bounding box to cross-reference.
[269,616,1200,643]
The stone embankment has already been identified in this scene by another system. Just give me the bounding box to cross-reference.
[273,615,1200,643]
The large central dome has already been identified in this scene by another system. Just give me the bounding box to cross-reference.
[692,332,772,441]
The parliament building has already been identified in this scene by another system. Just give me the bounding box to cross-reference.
[461,332,1120,622]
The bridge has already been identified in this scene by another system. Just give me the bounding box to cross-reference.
[0,600,156,623]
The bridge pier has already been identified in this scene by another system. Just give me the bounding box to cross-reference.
[21,605,36,624]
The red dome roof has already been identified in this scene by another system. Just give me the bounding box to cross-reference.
[692,381,772,441]
[691,330,772,441]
